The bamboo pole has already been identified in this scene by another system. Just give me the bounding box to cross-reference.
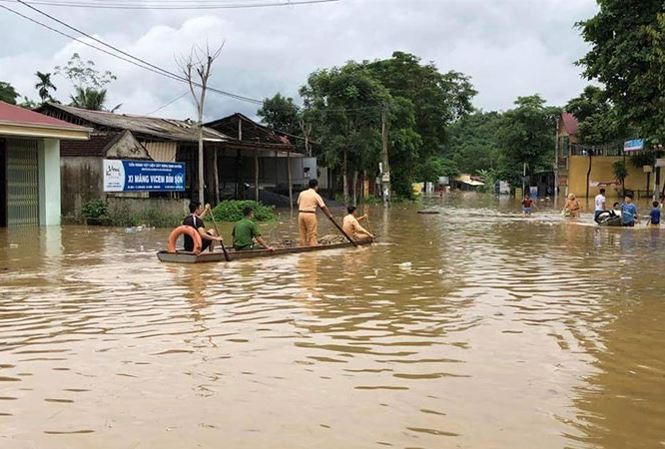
[254,151,259,202]
[287,151,293,210]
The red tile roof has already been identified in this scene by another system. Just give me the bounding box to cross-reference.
[561,112,579,136]
[0,101,87,130]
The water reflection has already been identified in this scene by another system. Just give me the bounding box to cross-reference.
[1,193,664,448]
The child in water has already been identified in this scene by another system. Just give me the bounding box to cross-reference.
[522,194,534,215]
[649,201,661,226]
[620,194,639,227]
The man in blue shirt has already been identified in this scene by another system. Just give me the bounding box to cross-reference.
[650,201,661,226]
[620,194,639,227]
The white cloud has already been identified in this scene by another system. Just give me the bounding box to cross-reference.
[0,0,599,119]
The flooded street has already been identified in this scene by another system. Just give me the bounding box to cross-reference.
[1,193,665,449]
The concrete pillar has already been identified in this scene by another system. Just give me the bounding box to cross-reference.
[38,138,61,226]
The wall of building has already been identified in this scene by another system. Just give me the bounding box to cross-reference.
[106,196,188,218]
[568,156,650,198]
[60,156,103,219]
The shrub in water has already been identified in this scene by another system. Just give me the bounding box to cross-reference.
[81,199,108,219]
[212,200,275,222]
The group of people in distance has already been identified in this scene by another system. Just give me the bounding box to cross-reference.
[520,187,662,227]
[594,188,661,227]
[180,178,374,253]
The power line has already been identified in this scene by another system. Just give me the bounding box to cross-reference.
[1,0,340,10]
[19,0,264,103]
[2,1,385,116]
[146,91,189,115]
[2,1,264,105]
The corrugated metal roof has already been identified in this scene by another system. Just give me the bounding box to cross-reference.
[40,102,229,143]
[561,112,579,136]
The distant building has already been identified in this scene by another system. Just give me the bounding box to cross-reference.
[37,104,308,220]
[556,112,650,198]
[451,174,485,191]
[0,102,90,227]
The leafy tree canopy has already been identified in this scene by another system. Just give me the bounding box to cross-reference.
[578,0,665,142]
[496,95,560,183]
[0,81,19,105]
[257,93,301,136]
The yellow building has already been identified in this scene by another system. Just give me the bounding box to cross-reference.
[556,113,651,199]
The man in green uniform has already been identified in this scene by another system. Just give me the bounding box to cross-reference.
[232,207,273,251]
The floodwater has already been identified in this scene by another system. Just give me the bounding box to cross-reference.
[1,192,664,449]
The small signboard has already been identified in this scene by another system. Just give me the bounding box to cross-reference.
[624,139,645,152]
[103,159,185,192]
[438,176,449,186]
[381,172,391,182]
[656,158,665,168]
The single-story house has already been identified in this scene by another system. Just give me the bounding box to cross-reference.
[37,102,229,218]
[0,101,90,227]
[37,104,311,217]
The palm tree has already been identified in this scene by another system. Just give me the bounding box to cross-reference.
[35,71,56,103]
[70,87,120,112]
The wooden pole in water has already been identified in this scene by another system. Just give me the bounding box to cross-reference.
[254,151,259,202]
[287,151,293,210]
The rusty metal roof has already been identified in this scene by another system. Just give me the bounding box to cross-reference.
[39,103,229,143]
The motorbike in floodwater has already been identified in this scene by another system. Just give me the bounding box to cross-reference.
[594,210,623,227]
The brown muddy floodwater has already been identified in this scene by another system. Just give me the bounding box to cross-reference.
[1,192,664,449]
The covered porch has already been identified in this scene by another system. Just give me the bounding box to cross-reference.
[0,102,90,227]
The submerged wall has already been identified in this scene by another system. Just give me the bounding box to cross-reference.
[568,156,651,198]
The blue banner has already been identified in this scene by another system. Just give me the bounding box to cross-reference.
[103,159,185,192]
[624,139,645,152]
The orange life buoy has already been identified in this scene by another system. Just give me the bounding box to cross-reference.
[167,225,202,254]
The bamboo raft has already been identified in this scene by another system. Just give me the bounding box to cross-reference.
[157,238,373,264]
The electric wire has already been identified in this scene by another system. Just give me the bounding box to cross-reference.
[0,0,339,10]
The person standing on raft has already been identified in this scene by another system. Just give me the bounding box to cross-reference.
[297,179,334,247]
[342,206,374,241]
[183,201,224,252]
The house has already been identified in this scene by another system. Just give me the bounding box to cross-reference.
[556,112,650,198]
[0,101,90,227]
[37,102,229,219]
[37,104,310,219]
[204,113,314,204]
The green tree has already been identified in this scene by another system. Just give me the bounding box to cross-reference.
[257,93,301,136]
[444,110,503,175]
[496,95,559,185]
[70,87,120,112]
[613,160,628,191]
[56,53,118,111]
[19,97,37,109]
[565,85,624,144]
[300,62,390,203]
[35,71,57,103]
[577,1,665,142]
[0,81,19,104]
[366,51,476,153]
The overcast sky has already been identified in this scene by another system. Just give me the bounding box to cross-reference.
[0,0,598,121]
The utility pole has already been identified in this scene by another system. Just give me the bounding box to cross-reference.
[522,162,527,197]
[381,105,390,205]
[554,115,559,202]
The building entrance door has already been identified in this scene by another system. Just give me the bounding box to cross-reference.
[6,139,39,226]
[0,139,6,227]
